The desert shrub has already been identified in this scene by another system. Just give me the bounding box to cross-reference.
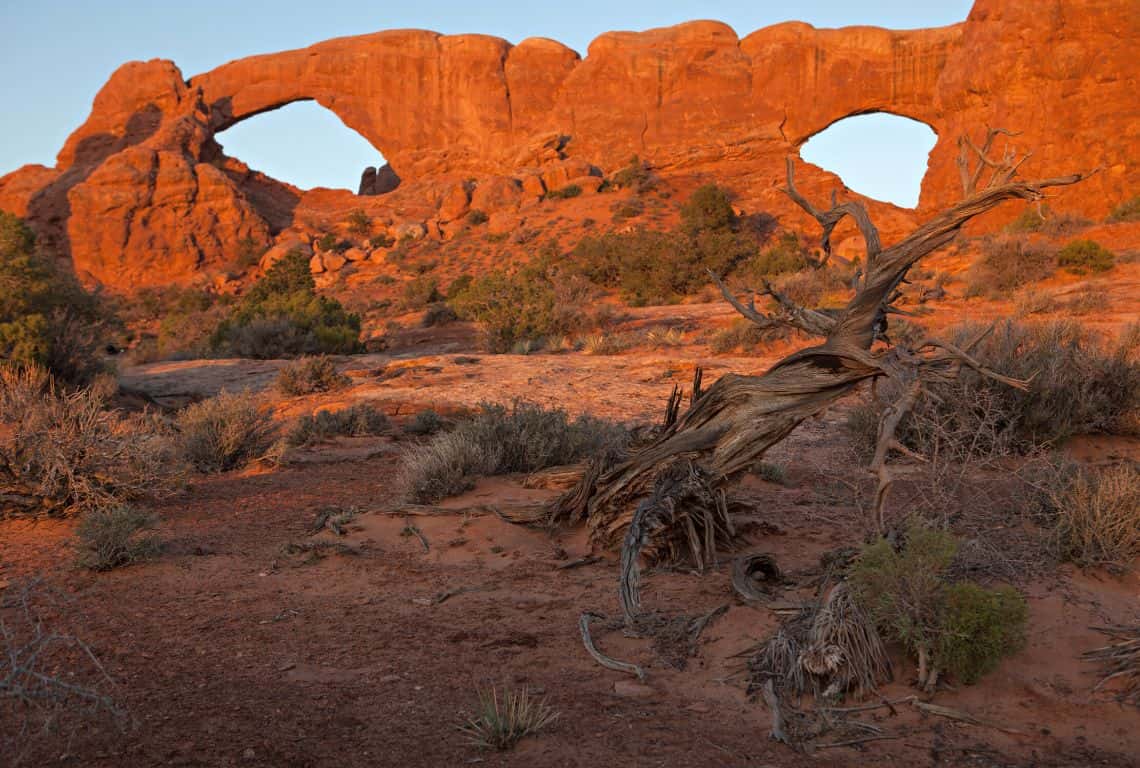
[0,366,181,516]
[0,211,110,385]
[399,401,630,503]
[746,231,811,277]
[446,274,474,299]
[370,233,395,249]
[1049,464,1140,569]
[287,403,390,446]
[1013,288,1057,317]
[850,524,1027,687]
[210,250,361,358]
[937,583,1027,684]
[853,320,1140,457]
[611,199,645,223]
[467,209,489,226]
[1106,196,1140,223]
[547,184,581,200]
[571,229,749,306]
[1057,239,1115,274]
[968,234,1057,294]
[74,507,161,571]
[276,356,349,396]
[774,267,849,308]
[233,236,266,270]
[1006,204,1090,237]
[402,276,443,309]
[460,687,558,751]
[450,263,598,352]
[680,184,736,236]
[347,209,372,236]
[610,155,656,194]
[404,409,444,436]
[422,303,458,327]
[175,390,279,473]
[710,320,770,354]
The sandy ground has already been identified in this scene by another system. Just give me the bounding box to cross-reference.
[4,240,1140,767]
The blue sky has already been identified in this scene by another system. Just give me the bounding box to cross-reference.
[0,1,971,206]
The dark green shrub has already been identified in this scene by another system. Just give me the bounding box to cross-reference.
[287,403,390,446]
[1107,196,1140,223]
[850,524,1028,688]
[610,156,656,194]
[316,233,338,252]
[747,231,811,277]
[175,390,279,473]
[347,209,372,236]
[234,236,266,270]
[446,274,474,300]
[467,209,489,226]
[0,211,111,384]
[399,401,630,503]
[1057,239,1115,274]
[75,507,161,571]
[450,264,596,352]
[276,356,349,396]
[680,184,736,236]
[422,303,458,327]
[210,250,361,358]
[404,409,444,436]
[937,583,1027,684]
[370,233,396,249]
[547,184,582,200]
[402,276,443,309]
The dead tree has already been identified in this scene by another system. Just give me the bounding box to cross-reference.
[550,131,1091,609]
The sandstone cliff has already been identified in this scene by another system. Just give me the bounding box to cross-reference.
[0,0,1135,290]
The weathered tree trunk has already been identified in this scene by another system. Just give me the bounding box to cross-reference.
[552,140,1090,559]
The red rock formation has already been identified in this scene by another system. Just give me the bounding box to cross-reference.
[0,0,1134,290]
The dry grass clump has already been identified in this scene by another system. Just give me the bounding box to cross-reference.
[0,365,181,516]
[175,390,280,473]
[1106,196,1140,223]
[275,356,349,396]
[1083,625,1140,707]
[849,321,1140,459]
[459,686,558,750]
[74,506,161,571]
[287,403,390,446]
[399,401,630,503]
[1049,464,1140,570]
[966,234,1056,297]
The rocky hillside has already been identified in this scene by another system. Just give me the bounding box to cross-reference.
[0,0,1136,292]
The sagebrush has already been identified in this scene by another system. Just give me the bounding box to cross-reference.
[176,390,280,472]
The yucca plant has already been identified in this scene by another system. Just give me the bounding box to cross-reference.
[459,686,558,750]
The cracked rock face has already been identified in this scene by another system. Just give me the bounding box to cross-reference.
[0,0,1135,291]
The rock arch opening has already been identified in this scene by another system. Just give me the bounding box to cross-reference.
[215,100,397,194]
[799,113,937,209]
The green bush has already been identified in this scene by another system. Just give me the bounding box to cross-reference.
[747,231,811,277]
[370,233,395,249]
[450,263,597,352]
[467,209,489,226]
[210,250,361,358]
[1057,239,1115,274]
[347,209,372,237]
[547,184,582,200]
[404,409,444,436]
[850,524,1028,688]
[399,401,630,503]
[680,184,736,237]
[75,506,161,571]
[1106,196,1140,223]
[610,156,656,194]
[175,390,279,473]
[402,276,443,309]
[937,583,1027,684]
[276,356,349,396]
[0,211,110,384]
[287,403,390,446]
